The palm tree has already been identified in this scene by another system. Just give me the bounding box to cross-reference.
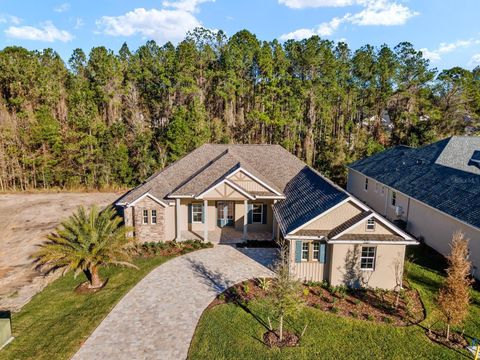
[33,205,137,289]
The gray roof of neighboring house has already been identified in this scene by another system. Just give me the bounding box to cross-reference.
[117,144,351,234]
[349,136,480,229]
[435,136,480,175]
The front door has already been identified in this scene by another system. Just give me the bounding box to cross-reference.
[217,201,234,227]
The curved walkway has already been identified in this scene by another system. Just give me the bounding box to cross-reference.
[72,245,276,360]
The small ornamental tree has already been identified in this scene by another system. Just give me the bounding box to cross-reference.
[268,242,304,342]
[437,231,473,341]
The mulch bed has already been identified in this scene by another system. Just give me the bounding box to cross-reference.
[302,280,424,326]
[134,241,213,258]
[426,329,468,349]
[210,278,424,326]
[263,330,299,348]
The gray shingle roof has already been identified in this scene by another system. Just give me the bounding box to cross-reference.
[273,167,349,235]
[118,144,351,235]
[349,136,480,229]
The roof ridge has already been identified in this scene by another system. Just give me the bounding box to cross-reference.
[168,148,234,195]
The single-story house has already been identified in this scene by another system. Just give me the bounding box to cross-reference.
[347,136,480,280]
[116,144,416,289]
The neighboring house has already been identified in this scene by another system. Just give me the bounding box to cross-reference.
[116,144,416,289]
[348,136,480,280]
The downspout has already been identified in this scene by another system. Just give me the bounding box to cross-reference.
[384,187,389,217]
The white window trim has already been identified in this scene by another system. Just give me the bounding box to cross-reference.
[360,246,376,271]
[142,209,149,225]
[312,242,320,261]
[366,218,375,232]
[151,209,157,224]
[191,203,204,224]
[251,203,263,224]
[301,241,309,262]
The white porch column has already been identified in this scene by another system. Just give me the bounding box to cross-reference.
[203,199,208,242]
[243,199,248,241]
[175,198,181,241]
[271,200,277,240]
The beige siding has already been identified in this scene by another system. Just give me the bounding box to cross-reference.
[201,182,248,200]
[329,243,406,290]
[131,197,166,242]
[348,168,480,280]
[164,205,176,241]
[407,198,480,278]
[347,170,410,220]
[179,199,273,234]
[345,218,396,235]
[229,171,270,192]
[296,201,363,232]
[289,240,328,282]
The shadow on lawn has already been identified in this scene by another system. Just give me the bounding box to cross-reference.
[186,257,271,337]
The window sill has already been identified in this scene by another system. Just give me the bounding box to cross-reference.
[360,268,375,272]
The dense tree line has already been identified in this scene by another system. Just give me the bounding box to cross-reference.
[0,28,479,191]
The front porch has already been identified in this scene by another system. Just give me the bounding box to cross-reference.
[175,198,277,243]
[181,228,273,244]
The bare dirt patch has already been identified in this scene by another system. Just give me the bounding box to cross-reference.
[0,192,120,311]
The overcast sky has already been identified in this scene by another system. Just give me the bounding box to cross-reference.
[1,0,479,70]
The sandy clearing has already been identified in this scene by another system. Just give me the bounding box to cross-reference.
[0,192,121,311]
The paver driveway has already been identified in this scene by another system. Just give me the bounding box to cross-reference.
[72,245,276,360]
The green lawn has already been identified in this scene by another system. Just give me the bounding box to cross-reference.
[189,246,480,360]
[0,256,171,360]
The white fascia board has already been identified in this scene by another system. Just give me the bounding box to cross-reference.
[226,167,283,196]
[127,192,169,208]
[327,239,419,245]
[255,195,286,200]
[285,235,327,240]
[168,195,194,198]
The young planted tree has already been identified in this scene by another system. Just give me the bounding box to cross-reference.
[437,231,473,341]
[33,205,137,289]
[267,243,304,342]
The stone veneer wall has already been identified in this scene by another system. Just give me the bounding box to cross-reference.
[130,196,166,242]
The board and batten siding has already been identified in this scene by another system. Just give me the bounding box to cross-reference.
[228,171,271,192]
[289,240,328,282]
[295,201,362,233]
